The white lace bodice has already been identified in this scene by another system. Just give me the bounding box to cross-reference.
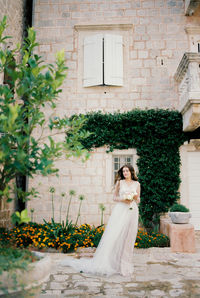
[119,180,139,198]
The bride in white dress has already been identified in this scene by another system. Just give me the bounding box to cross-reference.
[61,164,141,276]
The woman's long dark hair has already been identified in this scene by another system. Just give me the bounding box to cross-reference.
[115,164,138,184]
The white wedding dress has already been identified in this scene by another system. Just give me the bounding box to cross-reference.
[61,180,139,276]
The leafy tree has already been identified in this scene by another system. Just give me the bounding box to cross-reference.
[0,16,89,205]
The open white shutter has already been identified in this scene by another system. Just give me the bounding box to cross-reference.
[104,34,123,86]
[83,34,103,87]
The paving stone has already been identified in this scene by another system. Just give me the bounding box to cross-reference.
[49,282,66,289]
[40,289,61,295]
[106,274,132,283]
[169,289,185,296]
[104,289,124,296]
[61,289,85,295]
[71,274,85,280]
[127,290,145,296]
[150,289,167,296]
[104,284,123,290]
[74,281,102,288]
[56,266,77,273]
[171,283,184,289]
[39,246,200,297]
[125,283,138,287]
[53,275,69,281]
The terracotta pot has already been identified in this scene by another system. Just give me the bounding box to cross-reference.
[168,212,192,224]
[0,252,51,298]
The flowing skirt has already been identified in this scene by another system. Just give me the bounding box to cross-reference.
[61,201,138,276]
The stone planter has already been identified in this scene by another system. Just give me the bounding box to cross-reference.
[0,252,51,298]
[168,212,192,224]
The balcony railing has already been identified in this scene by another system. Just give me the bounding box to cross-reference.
[174,52,200,132]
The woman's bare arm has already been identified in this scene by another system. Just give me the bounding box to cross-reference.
[133,182,141,204]
[113,180,121,202]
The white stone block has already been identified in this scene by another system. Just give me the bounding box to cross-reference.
[91,176,103,186]
[130,50,137,59]
[87,99,100,109]
[147,24,159,34]
[144,59,156,67]
[129,93,140,100]
[39,44,51,52]
[79,177,91,186]
[131,78,146,85]
[166,40,176,49]
[87,204,99,215]
[138,51,148,58]
[134,41,145,49]
[130,60,143,68]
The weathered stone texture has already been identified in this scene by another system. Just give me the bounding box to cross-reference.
[0,0,24,52]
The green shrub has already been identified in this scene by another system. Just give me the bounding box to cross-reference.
[135,229,170,248]
[169,204,190,212]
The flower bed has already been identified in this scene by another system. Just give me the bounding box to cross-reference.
[0,223,105,253]
[0,223,169,252]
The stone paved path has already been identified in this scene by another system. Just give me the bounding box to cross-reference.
[40,244,200,298]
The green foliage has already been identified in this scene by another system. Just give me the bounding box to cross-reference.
[43,218,74,242]
[76,109,186,229]
[75,195,85,225]
[0,243,38,294]
[169,203,190,212]
[0,17,90,201]
[135,229,170,248]
[66,189,76,221]
[99,203,106,226]
[0,246,37,274]
[49,187,55,221]
[59,192,66,223]
[11,209,31,226]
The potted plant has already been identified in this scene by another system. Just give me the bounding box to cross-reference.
[168,203,191,224]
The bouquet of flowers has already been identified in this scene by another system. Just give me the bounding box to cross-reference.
[122,191,137,210]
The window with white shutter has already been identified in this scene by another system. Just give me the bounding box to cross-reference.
[83,34,123,87]
[104,34,123,86]
[83,34,103,87]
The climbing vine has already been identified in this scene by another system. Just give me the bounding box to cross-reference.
[72,109,186,230]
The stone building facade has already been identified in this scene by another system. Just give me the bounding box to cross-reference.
[26,0,200,229]
[1,1,200,229]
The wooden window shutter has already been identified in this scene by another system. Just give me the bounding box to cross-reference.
[83,34,103,87]
[104,34,123,86]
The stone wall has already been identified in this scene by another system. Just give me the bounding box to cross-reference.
[29,0,200,226]
[29,147,137,225]
[0,0,24,52]
[0,0,24,227]
[32,0,197,114]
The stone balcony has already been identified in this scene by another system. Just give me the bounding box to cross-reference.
[174,52,200,132]
[185,0,200,16]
